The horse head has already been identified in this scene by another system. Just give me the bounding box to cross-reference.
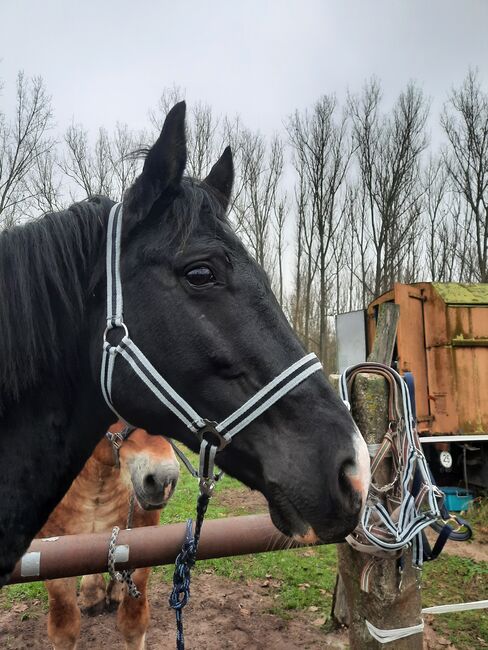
[111,426,179,510]
[90,102,370,545]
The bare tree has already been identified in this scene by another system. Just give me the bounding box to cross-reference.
[233,131,285,282]
[107,123,144,197]
[288,96,352,361]
[423,156,455,281]
[28,149,63,214]
[60,123,143,202]
[0,72,54,228]
[442,70,488,281]
[349,79,428,297]
[273,195,287,307]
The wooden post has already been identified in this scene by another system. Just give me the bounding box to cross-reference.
[332,303,423,649]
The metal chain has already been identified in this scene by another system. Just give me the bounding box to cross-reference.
[169,493,210,650]
[107,525,141,599]
[107,491,140,599]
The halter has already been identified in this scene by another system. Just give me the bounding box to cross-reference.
[100,203,323,495]
[339,362,442,592]
[106,424,136,468]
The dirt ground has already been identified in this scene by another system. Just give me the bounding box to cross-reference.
[0,570,460,650]
[424,528,488,563]
[0,573,347,650]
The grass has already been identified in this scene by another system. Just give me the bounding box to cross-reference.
[2,450,487,649]
[1,581,47,611]
[422,554,488,648]
[467,495,488,543]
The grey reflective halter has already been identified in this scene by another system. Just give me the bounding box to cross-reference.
[101,203,322,494]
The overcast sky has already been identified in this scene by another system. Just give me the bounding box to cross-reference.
[2,0,488,142]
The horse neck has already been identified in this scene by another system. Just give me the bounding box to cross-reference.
[0,374,113,583]
[39,433,131,539]
[0,198,110,414]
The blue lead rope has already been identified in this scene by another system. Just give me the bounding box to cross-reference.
[169,493,210,650]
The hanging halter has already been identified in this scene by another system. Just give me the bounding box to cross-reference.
[100,202,323,495]
[339,362,443,592]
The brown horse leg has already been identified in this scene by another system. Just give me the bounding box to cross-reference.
[116,567,151,650]
[45,577,81,650]
[106,577,124,612]
[79,574,106,616]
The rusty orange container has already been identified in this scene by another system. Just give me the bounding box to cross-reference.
[367,283,488,436]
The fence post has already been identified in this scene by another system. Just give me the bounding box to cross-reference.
[331,303,423,649]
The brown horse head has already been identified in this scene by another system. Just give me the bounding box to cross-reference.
[101,423,180,510]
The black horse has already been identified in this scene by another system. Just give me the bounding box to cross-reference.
[0,102,369,585]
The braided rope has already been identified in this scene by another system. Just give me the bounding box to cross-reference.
[169,493,210,650]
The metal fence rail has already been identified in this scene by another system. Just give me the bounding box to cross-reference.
[8,514,308,584]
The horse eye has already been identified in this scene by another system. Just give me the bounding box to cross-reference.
[185,266,216,287]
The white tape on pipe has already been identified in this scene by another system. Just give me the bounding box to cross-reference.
[20,552,41,577]
[113,544,130,564]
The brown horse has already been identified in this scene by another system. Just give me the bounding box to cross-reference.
[38,423,179,650]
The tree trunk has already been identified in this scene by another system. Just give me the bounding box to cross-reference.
[331,303,423,649]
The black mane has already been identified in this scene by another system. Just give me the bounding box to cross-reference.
[0,196,113,412]
[0,180,228,414]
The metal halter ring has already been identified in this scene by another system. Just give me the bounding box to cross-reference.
[103,322,129,346]
[196,420,229,451]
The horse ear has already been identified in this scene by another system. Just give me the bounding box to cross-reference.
[203,146,234,210]
[124,101,187,222]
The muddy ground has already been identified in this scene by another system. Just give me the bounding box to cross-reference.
[0,569,460,649]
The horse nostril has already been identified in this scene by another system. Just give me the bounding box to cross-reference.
[339,459,363,514]
[165,477,178,494]
[143,474,158,493]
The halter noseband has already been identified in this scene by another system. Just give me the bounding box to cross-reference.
[100,203,322,495]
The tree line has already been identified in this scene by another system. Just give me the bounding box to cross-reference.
[1,71,487,368]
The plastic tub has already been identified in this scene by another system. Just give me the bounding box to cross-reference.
[441,487,474,512]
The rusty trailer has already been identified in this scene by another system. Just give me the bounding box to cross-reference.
[337,282,488,487]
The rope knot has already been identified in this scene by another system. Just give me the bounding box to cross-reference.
[169,519,196,612]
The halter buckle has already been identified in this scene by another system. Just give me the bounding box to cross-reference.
[196,420,229,451]
[199,477,216,496]
[106,426,136,468]
[106,430,124,449]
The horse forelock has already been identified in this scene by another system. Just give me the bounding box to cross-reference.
[0,196,113,413]
[141,177,230,252]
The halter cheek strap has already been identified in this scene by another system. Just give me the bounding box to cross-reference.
[106,424,136,468]
[101,203,322,494]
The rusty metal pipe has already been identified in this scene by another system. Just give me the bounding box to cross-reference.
[8,514,314,585]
